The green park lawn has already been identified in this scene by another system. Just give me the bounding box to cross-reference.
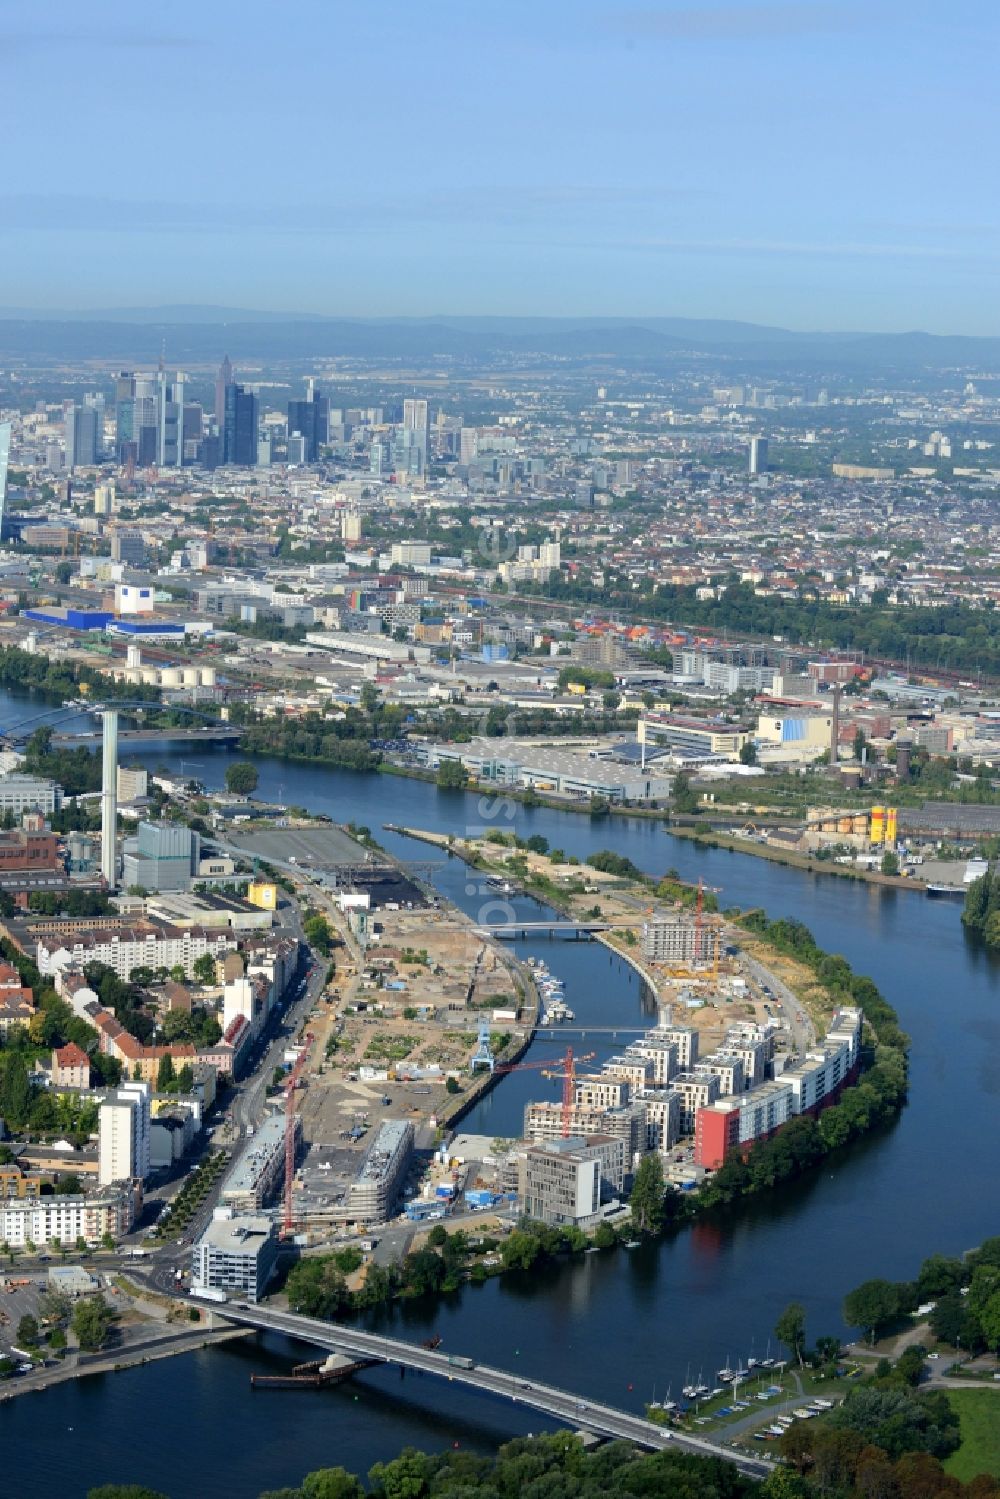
[944,1389,1000,1481]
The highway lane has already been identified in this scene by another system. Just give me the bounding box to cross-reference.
[197,1299,774,1480]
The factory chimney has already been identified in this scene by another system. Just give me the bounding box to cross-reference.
[101,710,119,887]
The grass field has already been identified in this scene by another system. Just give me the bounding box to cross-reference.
[944,1389,1000,1482]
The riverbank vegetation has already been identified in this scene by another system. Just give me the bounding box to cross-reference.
[841,1236,1000,1356]
[93,1413,1000,1499]
[961,865,1000,948]
[690,915,910,1210]
[233,705,383,773]
[0,643,159,708]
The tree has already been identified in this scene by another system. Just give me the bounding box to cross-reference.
[156,1053,175,1091]
[775,1302,807,1367]
[881,850,900,875]
[303,913,333,956]
[739,739,758,766]
[979,1290,1000,1357]
[86,1489,170,1499]
[302,1470,364,1499]
[72,1294,113,1351]
[629,1153,665,1235]
[56,1174,83,1196]
[192,953,217,985]
[225,761,259,796]
[436,759,467,790]
[843,1278,901,1344]
[671,770,699,814]
[17,1313,39,1346]
[368,1451,433,1499]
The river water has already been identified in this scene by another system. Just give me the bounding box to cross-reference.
[1,693,997,1499]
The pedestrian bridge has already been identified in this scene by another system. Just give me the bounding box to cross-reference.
[195,1298,773,1480]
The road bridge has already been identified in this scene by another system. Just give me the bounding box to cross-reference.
[195,1299,773,1480]
[51,726,241,745]
[469,919,612,938]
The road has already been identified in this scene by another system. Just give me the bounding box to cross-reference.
[741,952,816,1054]
[197,1299,774,1480]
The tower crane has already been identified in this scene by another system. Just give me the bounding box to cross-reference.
[492,1046,596,1138]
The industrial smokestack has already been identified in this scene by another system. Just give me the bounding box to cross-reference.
[831,685,841,766]
[101,710,118,888]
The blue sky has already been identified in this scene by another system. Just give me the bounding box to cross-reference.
[2,0,998,331]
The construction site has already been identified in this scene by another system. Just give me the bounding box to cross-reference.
[220,892,539,1246]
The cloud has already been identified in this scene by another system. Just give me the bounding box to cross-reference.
[0,28,197,54]
[610,3,870,42]
[0,186,706,236]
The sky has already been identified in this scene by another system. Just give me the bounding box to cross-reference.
[2,0,999,332]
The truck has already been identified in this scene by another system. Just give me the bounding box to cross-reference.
[448,1355,475,1369]
[191,1286,227,1303]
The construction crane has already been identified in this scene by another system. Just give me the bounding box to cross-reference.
[492,1046,596,1137]
[694,877,722,981]
[543,1046,597,1137]
[282,1034,314,1237]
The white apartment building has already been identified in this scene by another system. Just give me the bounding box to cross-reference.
[0,1183,134,1248]
[98,1081,151,1184]
[643,1090,682,1153]
[37,924,237,982]
[192,1208,278,1302]
[624,1035,679,1086]
[673,1072,721,1133]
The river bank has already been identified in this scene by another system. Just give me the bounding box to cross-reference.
[0,1323,252,1405]
[669,824,926,892]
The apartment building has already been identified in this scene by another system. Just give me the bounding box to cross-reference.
[221,1113,299,1212]
[643,1090,682,1153]
[520,1139,600,1227]
[98,1081,151,1185]
[624,1034,678,1086]
[0,1182,135,1248]
[37,923,237,982]
[346,1119,414,1224]
[673,1072,721,1134]
[192,1207,278,1302]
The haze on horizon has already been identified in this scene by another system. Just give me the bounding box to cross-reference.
[2,0,998,336]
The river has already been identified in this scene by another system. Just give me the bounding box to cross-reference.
[1,692,997,1499]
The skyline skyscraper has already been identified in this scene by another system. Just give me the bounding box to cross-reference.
[215,354,234,427]
[155,369,186,467]
[224,382,259,466]
[64,403,98,470]
[749,436,769,476]
[399,397,429,478]
[287,385,330,463]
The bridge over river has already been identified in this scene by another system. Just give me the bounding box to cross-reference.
[196,1298,774,1481]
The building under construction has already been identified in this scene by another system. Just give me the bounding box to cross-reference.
[345,1118,414,1223]
[641,915,718,966]
[221,1113,302,1213]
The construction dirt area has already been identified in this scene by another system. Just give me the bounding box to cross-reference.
[397,827,818,1062]
[288,901,535,1239]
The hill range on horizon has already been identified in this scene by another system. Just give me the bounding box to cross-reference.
[0,308,999,369]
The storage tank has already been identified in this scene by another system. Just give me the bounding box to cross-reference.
[182,667,199,687]
[126,644,141,669]
[870,806,886,845]
[199,666,217,687]
[885,807,898,844]
[140,666,159,685]
[160,667,183,687]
